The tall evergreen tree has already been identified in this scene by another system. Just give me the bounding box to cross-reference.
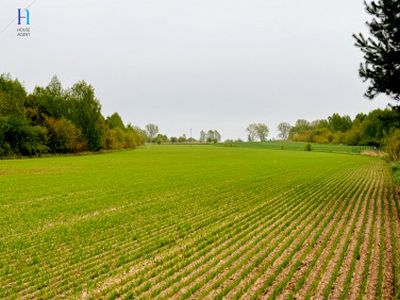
[353,0,400,102]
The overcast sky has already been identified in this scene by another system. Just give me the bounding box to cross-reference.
[0,0,394,140]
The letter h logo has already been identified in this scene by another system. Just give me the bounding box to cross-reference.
[18,9,30,25]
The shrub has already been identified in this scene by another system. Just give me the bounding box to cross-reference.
[45,117,84,153]
[383,129,400,161]
[304,143,312,151]
[391,164,400,185]
[223,140,235,147]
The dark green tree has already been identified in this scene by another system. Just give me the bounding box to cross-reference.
[353,0,400,102]
[66,81,103,151]
[107,113,125,130]
[32,76,66,119]
[0,74,26,117]
[328,113,352,132]
[0,75,48,156]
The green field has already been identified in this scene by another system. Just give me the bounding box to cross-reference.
[1,145,399,299]
[218,141,374,154]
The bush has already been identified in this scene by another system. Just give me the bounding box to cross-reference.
[223,140,235,147]
[304,143,312,151]
[45,117,84,153]
[0,115,49,157]
[391,164,400,185]
[383,129,400,161]
[20,125,49,156]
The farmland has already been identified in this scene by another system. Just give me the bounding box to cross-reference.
[0,145,399,299]
[218,141,374,154]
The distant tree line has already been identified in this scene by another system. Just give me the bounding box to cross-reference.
[0,74,145,157]
[142,126,222,145]
[283,109,399,148]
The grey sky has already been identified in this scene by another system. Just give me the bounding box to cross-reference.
[0,0,393,140]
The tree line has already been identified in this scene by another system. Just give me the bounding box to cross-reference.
[0,74,146,157]
[284,110,398,147]
[248,0,400,161]
[244,112,400,150]
[0,70,222,158]
[144,126,222,144]
[2,74,400,161]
